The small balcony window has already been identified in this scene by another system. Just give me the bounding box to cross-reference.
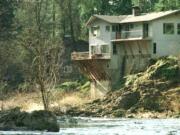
[177,24,180,35]
[91,26,100,37]
[106,26,110,32]
[101,45,109,53]
[91,46,97,55]
[163,23,174,34]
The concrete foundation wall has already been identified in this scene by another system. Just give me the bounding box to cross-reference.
[90,80,111,99]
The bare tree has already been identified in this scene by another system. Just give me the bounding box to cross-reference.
[18,0,64,110]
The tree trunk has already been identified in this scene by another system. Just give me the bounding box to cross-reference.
[68,1,75,42]
[39,79,49,111]
[53,0,56,38]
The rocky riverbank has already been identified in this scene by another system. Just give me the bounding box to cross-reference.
[54,56,180,118]
[0,108,59,132]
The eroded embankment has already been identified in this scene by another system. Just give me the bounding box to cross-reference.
[55,56,180,118]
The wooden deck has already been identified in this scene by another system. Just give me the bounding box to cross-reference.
[111,37,152,42]
[71,52,90,60]
[71,52,111,61]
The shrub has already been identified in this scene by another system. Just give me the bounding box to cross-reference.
[80,81,90,94]
[55,81,81,92]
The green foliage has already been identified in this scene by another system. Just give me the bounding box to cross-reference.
[55,80,90,93]
[0,0,180,93]
[80,81,91,93]
[0,82,7,93]
[147,56,179,80]
[119,56,179,91]
[0,0,17,39]
[124,73,142,87]
[155,0,180,11]
[56,81,81,92]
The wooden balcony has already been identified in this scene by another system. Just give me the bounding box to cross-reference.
[112,30,151,42]
[71,52,111,61]
[71,52,90,60]
[91,53,111,60]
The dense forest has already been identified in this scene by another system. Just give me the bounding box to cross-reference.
[0,0,179,110]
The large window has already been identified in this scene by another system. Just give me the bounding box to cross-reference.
[163,23,174,34]
[91,26,100,37]
[177,24,180,35]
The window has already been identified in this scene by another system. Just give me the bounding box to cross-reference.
[163,23,174,34]
[101,45,109,53]
[112,25,121,32]
[129,24,134,29]
[153,43,157,54]
[91,26,100,37]
[91,46,96,55]
[143,23,149,38]
[113,43,117,54]
[106,26,110,32]
[112,25,116,32]
[177,24,180,35]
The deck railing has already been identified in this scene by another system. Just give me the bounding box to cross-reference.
[71,52,111,60]
[116,30,143,40]
[71,52,90,60]
[91,53,111,59]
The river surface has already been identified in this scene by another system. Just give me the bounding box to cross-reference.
[0,117,180,135]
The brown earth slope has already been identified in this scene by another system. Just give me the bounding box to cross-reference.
[56,56,180,118]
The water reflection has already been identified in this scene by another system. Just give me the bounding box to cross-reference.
[0,117,180,135]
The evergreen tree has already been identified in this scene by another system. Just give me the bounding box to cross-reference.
[111,0,132,15]
[0,0,16,39]
[155,0,180,11]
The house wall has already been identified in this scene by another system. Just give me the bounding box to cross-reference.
[151,13,180,57]
[89,20,112,56]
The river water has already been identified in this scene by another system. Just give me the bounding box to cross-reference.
[0,117,180,135]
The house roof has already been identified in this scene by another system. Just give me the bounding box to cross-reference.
[86,15,128,26]
[86,10,180,26]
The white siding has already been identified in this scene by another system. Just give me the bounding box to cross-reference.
[151,13,180,57]
[89,20,112,45]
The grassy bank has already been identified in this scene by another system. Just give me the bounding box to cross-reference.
[0,86,91,113]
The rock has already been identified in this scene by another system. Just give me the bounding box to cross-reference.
[0,108,59,132]
[112,109,125,117]
[126,115,134,118]
[116,91,140,110]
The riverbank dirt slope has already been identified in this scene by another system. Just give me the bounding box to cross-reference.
[56,56,180,118]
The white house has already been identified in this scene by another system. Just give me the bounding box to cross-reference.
[72,7,180,98]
